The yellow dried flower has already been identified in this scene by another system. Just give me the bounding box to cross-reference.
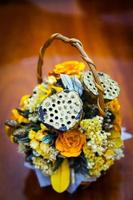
[30,139,39,149]
[110,137,123,149]
[80,116,109,154]
[83,144,95,159]
[28,124,58,161]
[104,149,115,159]
[103,159,114,171]
[50,85,63,93]
[48,76,57,84]
[40,123,48,131]
[35,131,44,141]
[35,142,57,161]
[81,115,123,177]
[90,157,105,177]
[11,109,29,123]
[50,61,85,76]
[5,125,13,137]
[107,98,120,113]
[109,131,121,139]
[23,83,63,112]
[10,135,14,143]
[40,143,49,153]
[24,83,51,112]
[32,157,53,175]
[106,98,121,132]
[19,95,30,108]
[80,116,103,138]
[29,124,47,141]
[29,122,49,155]
[83,142,116,177]
[29,130,36,140]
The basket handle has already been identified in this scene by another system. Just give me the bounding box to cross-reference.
[37,33,105,116]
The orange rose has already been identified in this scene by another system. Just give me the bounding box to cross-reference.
[55,130,86,157]
[49,61,85,76]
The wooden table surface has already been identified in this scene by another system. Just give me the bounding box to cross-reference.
[0,1,133,200]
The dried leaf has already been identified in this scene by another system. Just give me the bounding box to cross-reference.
[71,75,83,96]
[42,134,55,144]
[60,74,74,91]
[53,157,64,171]
[17,109,30,118]
[5,120,20,128]
[60,74,83,96]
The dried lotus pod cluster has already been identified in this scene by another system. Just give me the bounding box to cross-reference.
[38,91,83,131]
[82,71,120,100]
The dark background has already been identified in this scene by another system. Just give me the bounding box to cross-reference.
[0,0,133,200]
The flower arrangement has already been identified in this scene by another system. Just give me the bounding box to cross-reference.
[5,33,124,193]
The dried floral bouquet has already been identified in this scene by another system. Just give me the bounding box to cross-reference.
[5,34,124,193]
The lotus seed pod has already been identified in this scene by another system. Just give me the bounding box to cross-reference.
[82,71,120,100]
[38,91,83,131]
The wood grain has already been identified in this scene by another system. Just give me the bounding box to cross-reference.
[0,1,133,200]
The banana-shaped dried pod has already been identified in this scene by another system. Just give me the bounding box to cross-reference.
[51,159,70,193]
[82,71,120,100]
[38,91,83,131]
[5,120,20,128]
[13,128,28,140]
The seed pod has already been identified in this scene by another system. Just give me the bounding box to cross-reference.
[38,91,83,131]
[5,120,20,128]
[82,71,120,100]
[13,128,27,138]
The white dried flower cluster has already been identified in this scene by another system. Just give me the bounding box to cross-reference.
[81,116,111,156]
[47,76,57,85]
[32,157,53,175]
[114,148,124,160]
[28,113,39,122]
[44,146,58,162]
[24,83,49,112]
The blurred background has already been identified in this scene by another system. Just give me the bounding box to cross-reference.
[0,0,133,200]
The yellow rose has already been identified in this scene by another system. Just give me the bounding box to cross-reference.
[55,130,86,157]
[49,61,85,76]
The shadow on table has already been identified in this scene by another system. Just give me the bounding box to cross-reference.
[23,171,76,200]
[23,162,123,200]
